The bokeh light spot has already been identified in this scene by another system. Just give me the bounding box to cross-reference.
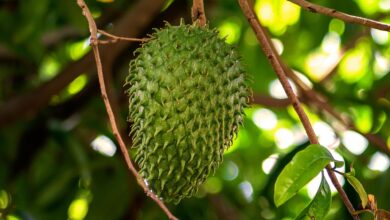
[218,19,241,44]
[329,19,345,35]
[379,0,390,10]
[239,181,253,202]
[271,38,284,55]
[321,32,341,54]
[342,130,368,155]
[68,39,91,61]
[304,32,342,82]
[255,0,300,35]
[354,0,380,15]
[6,216,20,220]
[338,41,370,83]
[374,52,390,78]
[39,56,60,81]
[68,198,89,220]
[262,154,279,174]
[371,28,389,45]
[314,121,339,148]
[275,128,294,149]
[0,190,9,209]
[252,108,277,130]
[223,161,239,181]
[368,152,390,172]
[91,135,117,157]
[67,74,88,95]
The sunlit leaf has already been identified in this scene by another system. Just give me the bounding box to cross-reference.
[349,165,356,176]
[68,198,89,219]
[274,144,334,207]
[6,215,20,220]
[295,173,331,220]
[161,0,175,11]
[338,40,371,84]
[254,0,300,35]
[354,0,380,15]
[39,56,61,81]
[67,39,91,61]
[67,74,88,95]
[218,19,242,44]
[334,160,344,168]
[345,173,368,208]
[329,19,345,35]
[350,105,373,133]
[0,190,9,209]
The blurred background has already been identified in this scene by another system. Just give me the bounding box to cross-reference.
[0,0,390,219]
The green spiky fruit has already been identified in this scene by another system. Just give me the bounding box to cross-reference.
[126,23,249,203]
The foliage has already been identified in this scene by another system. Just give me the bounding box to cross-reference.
[0,0,390,219]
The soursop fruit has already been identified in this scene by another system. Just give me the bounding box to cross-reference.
[126,23,249,203]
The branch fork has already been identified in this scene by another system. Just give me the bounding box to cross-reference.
[76,0,177,219]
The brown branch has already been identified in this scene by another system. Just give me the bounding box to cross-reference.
[97,29,148,43]
[252,93,291,107]
[376,83,390,98]
[237,0,360,219]
[0,0,166,127]
[76,1,177,219]
[288,0,390,32]
[192,0,207,26]
[287,71,390,155]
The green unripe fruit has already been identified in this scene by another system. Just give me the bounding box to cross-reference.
[126,23,249,203]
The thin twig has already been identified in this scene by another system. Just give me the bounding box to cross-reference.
[237,0,360,219]
[76,1,177,219]
[192,0,207,26]
[288,0,390,32]
[98,29,148,43]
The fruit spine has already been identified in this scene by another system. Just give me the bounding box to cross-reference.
[126,23,249,203]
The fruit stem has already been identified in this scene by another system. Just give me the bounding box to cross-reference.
[192,0,207,26]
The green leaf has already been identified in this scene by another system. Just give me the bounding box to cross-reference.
[345,173,368,208]
[349,166,356,176]
[295,173,332,220]
[274,144,334,207]
[334,160,344,168]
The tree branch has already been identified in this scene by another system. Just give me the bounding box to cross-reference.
[76,1,177,219]
[237,0,360,219]
[285,69,390,155]
[252,93,291,107]
[192,0,207,26]
[97,29,148,43]
[288,0,390,32]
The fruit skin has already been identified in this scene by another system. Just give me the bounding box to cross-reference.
[126,23,249,203]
